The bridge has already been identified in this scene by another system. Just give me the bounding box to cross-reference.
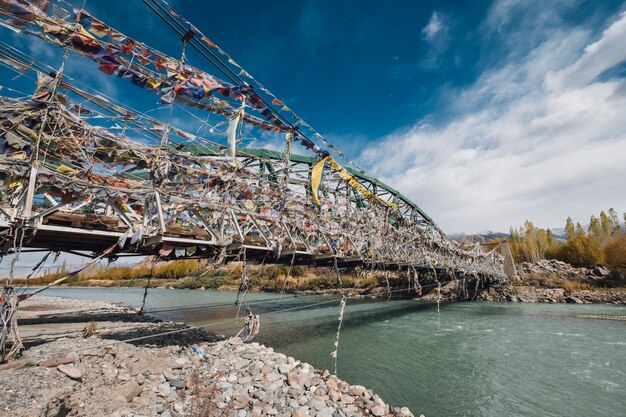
[0,0,509,285]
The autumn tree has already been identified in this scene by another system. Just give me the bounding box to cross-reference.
[604,234,626,268]
[565,217,575,241]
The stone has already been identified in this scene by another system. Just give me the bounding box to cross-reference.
[173,402,183,412]
[267,372,282,382]
[40,357,74,368]
[168,379,185,389]
[564,296,583,304]
[371,405,386,416]
[348,385,367,397]
[157,382,172,396]
[318,407,336,417]
[57,364,83,380]
[278,364,292,374]
[128,357,169,376]
[325,378,338,390]
[118,380,143,402]
[233,358,249,370]
[161,412,172,417]
[341,394,354,404]
[163,369,177,381]
[308,396,326,411]
[399,407,413,417]
[252,390,266,400]
[233,393,250,409]
[292,410,309,417]
[117,370,131,382]
[593,266,610,277]
[287,372,304,389]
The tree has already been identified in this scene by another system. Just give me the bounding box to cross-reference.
[605,234,626,268]
[608,208,621,234]
[588,215,602,241]
[551,234,604,267]
[600,211,612,243]
[521,221,540,262]
[509,226,522,262]
[546,229,557,248]
[565,217,575,241]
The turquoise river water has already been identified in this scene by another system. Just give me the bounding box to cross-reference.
[37,288,626,417]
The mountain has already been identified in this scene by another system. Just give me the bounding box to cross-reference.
[449,230,509,245]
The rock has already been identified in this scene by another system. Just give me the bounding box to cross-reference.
[267,372,282,382]
[168,379,185,389]
[128,357,169,376]
[278,364,292,374]
[233,393,250,409]
[233,358,249,370]
[40,357,74,368]
[57,364,83,380]
[506,294,519,302]
[173,402,183,412]
[161,412,172,417]
[399,407,414,417]
[564,296,583,304]
[593,266,610,277]
[348,385,366,397]
[318,407,336,417]
[308,396,326,411]
[292,411,309,417]
[371,405,386,416]
[117,369,131,382]
[118,380,143,402]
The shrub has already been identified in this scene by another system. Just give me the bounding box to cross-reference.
[604,234,626,268]
[597,270,626,288]
[547,235,604,267]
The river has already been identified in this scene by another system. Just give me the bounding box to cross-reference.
[38,287,626,416]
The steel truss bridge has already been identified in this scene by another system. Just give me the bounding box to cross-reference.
[0,0,509,286]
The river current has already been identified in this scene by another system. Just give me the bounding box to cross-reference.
[39,288,626,416]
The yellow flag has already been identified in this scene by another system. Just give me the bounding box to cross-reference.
[56,164,78,176]
[311,156,329,205]
[326,157,397,209]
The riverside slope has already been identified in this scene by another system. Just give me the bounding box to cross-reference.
[0,296,419,417]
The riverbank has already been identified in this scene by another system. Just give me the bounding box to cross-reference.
[479,286,626,304]
[1,296,419,417]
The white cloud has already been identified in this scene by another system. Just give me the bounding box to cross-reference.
[422,11,447,42]
[363,9,626,233]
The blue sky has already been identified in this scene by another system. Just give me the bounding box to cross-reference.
[1,0,626,235]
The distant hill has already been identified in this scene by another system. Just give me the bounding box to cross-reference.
[449,230,509,245]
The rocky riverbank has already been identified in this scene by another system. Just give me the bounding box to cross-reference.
[1,296,419,417]
[477,286,626,304]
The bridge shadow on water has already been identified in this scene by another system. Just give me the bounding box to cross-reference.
[249,298,439,348]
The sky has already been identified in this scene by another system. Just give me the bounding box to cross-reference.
[1,0,626,240]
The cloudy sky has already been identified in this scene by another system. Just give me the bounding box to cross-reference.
[1,0,626,239]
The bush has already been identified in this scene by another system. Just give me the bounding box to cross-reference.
[173,274,229,289]
[597,270,626,288]
[604,234,626,268]
[547,235,604,267]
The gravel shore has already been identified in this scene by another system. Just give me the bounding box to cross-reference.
[1,296,419,417]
